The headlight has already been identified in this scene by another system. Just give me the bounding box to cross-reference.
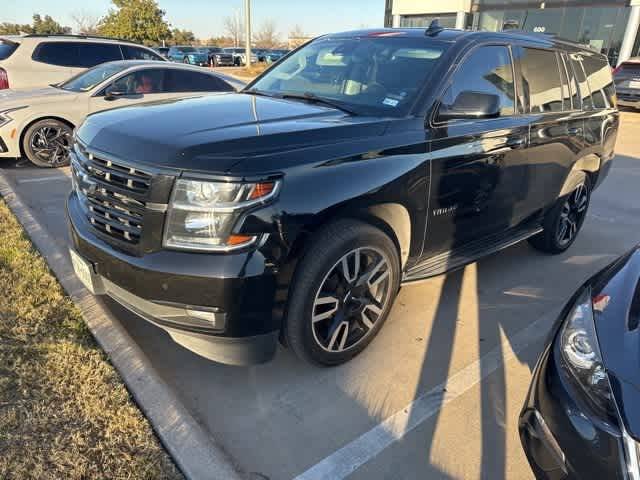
[0,106,28,128]
[163,178,280,251]
[557,287,615,417]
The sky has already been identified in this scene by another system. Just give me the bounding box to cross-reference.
[3,0,386,40]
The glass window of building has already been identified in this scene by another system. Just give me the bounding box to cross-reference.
[520,48,563,113]
[400,14,457,28]
[438,45,515,120]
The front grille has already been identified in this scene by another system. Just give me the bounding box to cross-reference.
[71,143,151,245]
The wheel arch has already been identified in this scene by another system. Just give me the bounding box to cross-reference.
[558,154,599,197]
[19,115,75,157]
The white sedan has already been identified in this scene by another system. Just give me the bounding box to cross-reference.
[0,60,245,167]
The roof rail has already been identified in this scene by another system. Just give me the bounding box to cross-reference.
[22,33,141,44]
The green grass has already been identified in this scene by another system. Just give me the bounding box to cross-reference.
[0,199,182,480]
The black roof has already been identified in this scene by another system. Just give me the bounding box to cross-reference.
[323,27,598,53]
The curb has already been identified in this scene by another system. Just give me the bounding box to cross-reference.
[0,171,244,480]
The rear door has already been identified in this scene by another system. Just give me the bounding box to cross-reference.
[425,44,530,256]
[514,46,584,214]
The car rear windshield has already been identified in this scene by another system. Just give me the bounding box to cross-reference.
[57,62,131,92]
[249,35,449,116]
[0,40,18,60]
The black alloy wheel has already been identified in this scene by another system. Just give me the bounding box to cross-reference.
[285,219,400,366]
[22,119,73,168]
[529,174,591,254]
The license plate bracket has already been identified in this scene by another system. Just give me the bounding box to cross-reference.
[69,249,104,295]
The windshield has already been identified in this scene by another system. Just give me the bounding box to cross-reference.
[249,35,448,116]
[58,63,130,92]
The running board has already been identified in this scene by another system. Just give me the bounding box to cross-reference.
[402,224,543,283]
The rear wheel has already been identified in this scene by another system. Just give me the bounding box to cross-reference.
[22,119,73,168]
[284,220,400,366]
[529,175,591,254]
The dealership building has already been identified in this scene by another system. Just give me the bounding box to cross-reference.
[384,0,640,65]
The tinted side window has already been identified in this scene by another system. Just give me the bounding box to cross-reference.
[33,42,79,67]
[561,53,580,109]
[570,55,593,110]
[520,48,563,113]
[110,69,165,94]
[582,54,615,109]
[122,45,164,61]
[166,70,234,92]
[0,41,18,60]
[557,52,572,111]
[438,45,515,119]
[77,43,123,68]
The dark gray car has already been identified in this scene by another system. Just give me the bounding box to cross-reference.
[614,57,640,109]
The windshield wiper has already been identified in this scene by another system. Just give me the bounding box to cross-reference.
[280,92,358,115]
[243,88,277,98]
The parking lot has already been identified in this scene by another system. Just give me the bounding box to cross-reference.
[0,111,638,479]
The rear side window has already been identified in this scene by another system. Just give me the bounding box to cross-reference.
[570,54,593,110]
[166,70,234,93]
[0,41,18,60]
[582,54,615,109]
[77,43,123,67]
[33,42,78,66]
[520,48,563,113]
[438,45,515,119]
[33,42,123,67]
[561,53,580,109]
[121,45,164,61]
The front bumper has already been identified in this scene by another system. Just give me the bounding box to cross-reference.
[0,125,20,157]
[67,192,280,365]
[519,344,627,479]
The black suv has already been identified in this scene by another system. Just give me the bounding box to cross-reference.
[67,28,618,366]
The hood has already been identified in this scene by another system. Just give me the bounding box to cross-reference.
[0,86,77,108]
[591,247,640,439]
[76,92,389,173]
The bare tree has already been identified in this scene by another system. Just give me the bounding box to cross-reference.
[254,20,279,49]
[71,10,100,35]
[223,13,244,47]
[289,24,306,40]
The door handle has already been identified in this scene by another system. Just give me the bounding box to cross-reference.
[568,127,583,135]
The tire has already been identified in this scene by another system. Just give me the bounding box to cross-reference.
[22,118,73,168]
[529,174,591,254]
[284,219,401,366]
[183,57,190,64]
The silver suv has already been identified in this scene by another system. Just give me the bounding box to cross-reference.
[614,57,640,109]
[0,34,165,91]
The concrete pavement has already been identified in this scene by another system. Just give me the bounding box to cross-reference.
[2,112,639,480]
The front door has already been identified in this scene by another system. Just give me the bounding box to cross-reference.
[423,44,530,258]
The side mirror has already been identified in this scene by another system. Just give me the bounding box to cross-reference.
[437,91,501,121]
[104,86,127,101]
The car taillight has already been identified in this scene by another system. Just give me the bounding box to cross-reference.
[0,68,8,90]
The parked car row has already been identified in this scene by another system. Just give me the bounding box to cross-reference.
[0,34,244,167]
[156,44,291,67]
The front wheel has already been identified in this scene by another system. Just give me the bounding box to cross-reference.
[529,175,591,254]
[183,57,190,64]
[22,119,73,168]
[284,220,400,366]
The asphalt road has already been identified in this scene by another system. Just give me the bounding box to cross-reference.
[2,112,640,480]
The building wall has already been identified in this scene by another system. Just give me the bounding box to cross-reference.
[391,0,471,15]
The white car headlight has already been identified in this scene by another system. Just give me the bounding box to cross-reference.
[0,106,28,128]
[163,178,280,252]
